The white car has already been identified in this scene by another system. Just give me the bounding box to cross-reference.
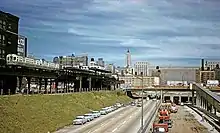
[91,111,101,118]
[73,116,87,125]
[100,110,108,115]
[116,103,122,108]
[103,107,113,113]
[84,113,95,121]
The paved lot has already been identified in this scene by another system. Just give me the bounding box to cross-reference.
[169,106,209,133]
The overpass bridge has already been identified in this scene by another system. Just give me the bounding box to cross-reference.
[123,85,220,107]
[122,86,220,92]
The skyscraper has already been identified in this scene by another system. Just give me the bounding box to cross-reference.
[126,49,131,68]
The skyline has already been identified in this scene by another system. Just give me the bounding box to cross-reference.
[1,0,220,67]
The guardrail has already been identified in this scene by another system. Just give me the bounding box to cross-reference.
[137,101,161,133]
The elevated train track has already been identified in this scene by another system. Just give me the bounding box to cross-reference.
[0,54,117,95]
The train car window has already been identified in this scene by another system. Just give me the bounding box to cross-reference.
[10,56,12,61]
[13,57,16,60]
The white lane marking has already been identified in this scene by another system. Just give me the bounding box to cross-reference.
[88,110,131,133]
[122,120,127,124]
[129,116,132,118]
[111,127,118,132]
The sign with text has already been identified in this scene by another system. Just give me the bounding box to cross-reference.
[17,35,26,57]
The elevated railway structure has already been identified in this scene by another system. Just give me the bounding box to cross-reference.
[0,64,118,95]
[123,85,220,92]
[192,83,220,116]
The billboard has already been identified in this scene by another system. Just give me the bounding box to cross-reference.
[207,80,219,86]
[17,35,27,57]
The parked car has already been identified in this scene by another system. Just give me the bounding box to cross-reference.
[102,107,112,113]
[84,113,95,121]
[116,103,122,108]
[73,116,87,125]
[100,109,108,115]
[91,111,101,118]
[131,102,136,106]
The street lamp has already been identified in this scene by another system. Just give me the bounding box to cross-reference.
[140,72,144,131]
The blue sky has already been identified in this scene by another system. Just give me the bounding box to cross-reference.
[1,0,220,67]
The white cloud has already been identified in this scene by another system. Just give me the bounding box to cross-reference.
[4,0,220,66]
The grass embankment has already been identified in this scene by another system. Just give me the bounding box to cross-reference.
[0,91,132,133]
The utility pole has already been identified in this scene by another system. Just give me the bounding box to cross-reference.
[141,73,144,131]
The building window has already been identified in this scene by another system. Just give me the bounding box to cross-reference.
[0,49,5,59]
[8,36,11,45]
[2,21,6,29]
[8,23,12,30]
[0,20,2,29]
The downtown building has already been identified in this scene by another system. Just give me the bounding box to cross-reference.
[0,10,28,94]
[196,59,217,84]
[53,54,88,68]
[0,10,27,67]
[134,61,149,76]
[149,66,197,85]
[96,58,105,67]
[119,75,160,89]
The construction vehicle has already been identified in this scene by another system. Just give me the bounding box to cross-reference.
[159,116,172,128]
[152,123,168,133]
[159,109,169,116]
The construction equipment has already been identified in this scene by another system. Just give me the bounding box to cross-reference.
[159,109,169,116]
[159,116,172,128]
[152,123,168,133]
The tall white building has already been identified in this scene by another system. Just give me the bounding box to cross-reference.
[126,49,131,68]
[134,61,149,76]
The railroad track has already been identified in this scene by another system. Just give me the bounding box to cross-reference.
[186,104,220,132]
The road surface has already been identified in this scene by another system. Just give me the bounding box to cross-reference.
[55,100,158,133]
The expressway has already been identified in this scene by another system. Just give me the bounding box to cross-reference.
[55,100,158,133]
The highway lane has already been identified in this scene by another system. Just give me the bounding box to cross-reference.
[87,101,152,133]
[106,100,158,133]
[55,101,148,133]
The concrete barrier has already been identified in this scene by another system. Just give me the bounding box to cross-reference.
[136,101,161,133]
[141,101,161,133]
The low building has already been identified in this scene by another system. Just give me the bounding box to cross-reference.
[196,70,215,84]
[149,67,197,85]
[119,75,159,89]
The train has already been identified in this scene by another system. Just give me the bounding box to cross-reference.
[6,54,106,74]
[6,54,60,70]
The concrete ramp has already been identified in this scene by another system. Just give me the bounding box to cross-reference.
[193,83,220,113]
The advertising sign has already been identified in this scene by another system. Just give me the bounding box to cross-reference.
[18,36,25,46]
[207,80,219,86]
[17,35,26,56]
